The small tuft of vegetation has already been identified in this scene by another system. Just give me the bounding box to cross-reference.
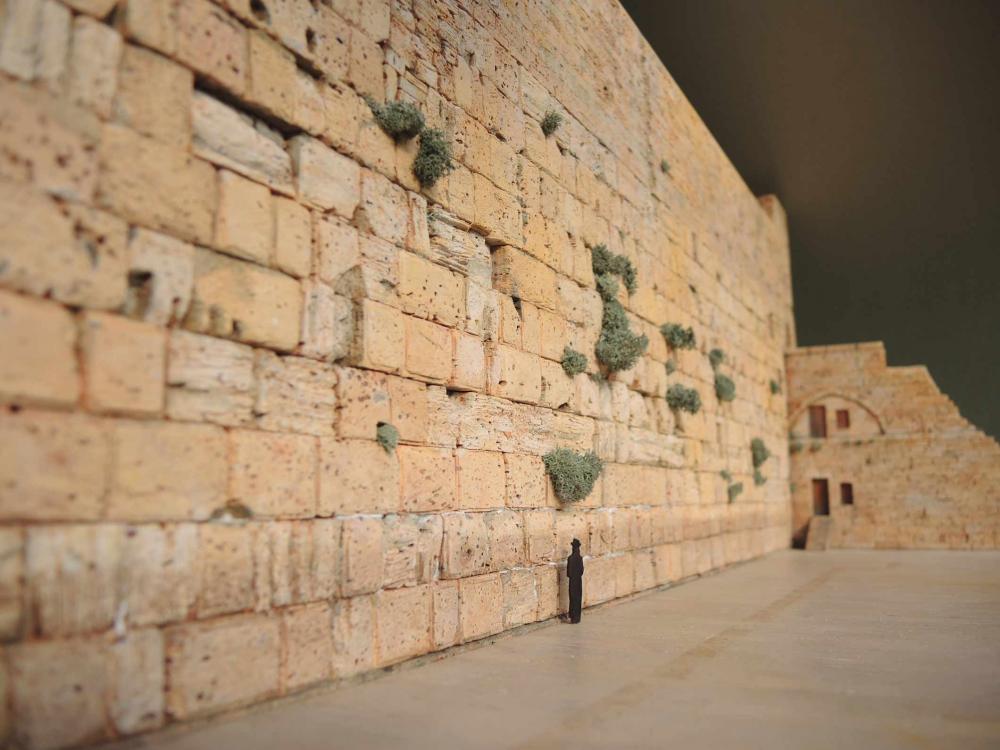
[769,379,781,395]
[715,372,736,402]
[666,383,701,414]
[665,358,677,375]
[750,438,770,468]
[595,272,619,302]
[412,128,454,187]
[727,482,744,503]
[660,159,670,174]
[720,470,732,482]
[809,442,822,453]
[561,346,588,376]
[708,348,725,370]
[367,98,425,141]
[660,323,696,350]
[591,244,637,294]
[541,110,563,136]
[753,469,767,486]
[376,422,399,452]
[789,441,804,454]
[543,448,603,502]
[595,299,648,372]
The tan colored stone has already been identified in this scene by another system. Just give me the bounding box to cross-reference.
[405,316,452,382]
[459,572,503,642]
[274,197,312,277]
[357,168,409,246]
[451,331,487,392]
[254,351,337,436]
[300,280,354,362]
[523,509,556,563]
[125,229,195,326]
[457,449,506,510]
[175,0,248,95]
[441,512,490,579]
[331,594,374,678]
[502,568,537,628]
[215,169,273,264]
[335,366,390,439]
[80,311,165,416]
[166,330,255,426]
[122,523,198,626]
[195,524,256,617]
[432,579,460,649]
[382,514,441,589]
[351,299,405,373]
[230,430,317,518]
[281,602,333,691]
[68,16,122,118]
[109,629,165,734]
[341,517,383,596]
[248,30,297,123]
[388,375,428,443]
[290,135,360,216]
[505,453,548,509]
[488,345,542,404]
[486,510,525,571]
[114,44,193,147]
[0,291,78,407]
[399,251,464,327]
[121,0,176,55]
[400,445,456,512]
[319,438,399,515]
[375,584,432,666]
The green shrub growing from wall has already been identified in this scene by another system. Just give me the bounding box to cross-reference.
[595,272,619,302]
[561,346,588,376]
[753,469,767,486]
[543,448,603,502]
[660,323,696,350]
[367,98,425,141]
[541,110,563,136]
[412,128,453,187]
[750,438,770,468]
[714,373,736,402]
[708,348,725,370]
[666,384,701,414]
[591,244,637,294]
[665,358,677,375]
[595,299,648,372]
[660,159,671,174]
[376,422,399,452]
[720,470,732,482]
[769,379,782,394]
[727,482,744,502]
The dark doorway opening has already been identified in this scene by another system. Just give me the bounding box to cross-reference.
[809,405,827,438]
[840,482,854,505]
[836,409,850,429]
[812,479,830,515]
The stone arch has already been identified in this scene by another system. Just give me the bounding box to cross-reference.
[789,391,886,435]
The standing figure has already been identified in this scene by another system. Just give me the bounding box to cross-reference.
[567,538,585,623]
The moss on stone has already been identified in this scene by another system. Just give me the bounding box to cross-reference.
[769,379,782,394]
[541,110,563,136]
[591,244,637,294]
[543,448,603,503]
[412,128,453,187]
[714,372,736,402]
[720,469,732,482]
[595,298,648,372]
[376,422,399,452]
[366,98,425,141]
[595,272,619,302]
[665,358,677,375]
[750,437,770,468]
[666,383,701,414]
[561,346,588,376]
[789,441,804,454]
[753,469,767,487]
[708,348,725,370]
[727,482,744,503]
[660,322,696,350]
[660,159,671,174]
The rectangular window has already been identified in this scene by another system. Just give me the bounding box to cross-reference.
[840,482,854,505]
[812,479,830,516]
[809,405,827,438]
[836,409,850,429]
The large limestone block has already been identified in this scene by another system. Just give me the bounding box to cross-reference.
[0,291,78,407]
[459,573,503,642]
[374,585,432,666]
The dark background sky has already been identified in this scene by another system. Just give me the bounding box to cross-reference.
[622,0,1000,438]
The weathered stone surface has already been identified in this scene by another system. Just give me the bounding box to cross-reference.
[274,197,313,278]
[255,351,337,436]
[0,291,79,407]
[175,0,248,95]
[68,16,123,118]
[375,585,432,665]
[382,514,442,589]
[114,45,193,147]
[80,311,165,416]
[230,429,317,518]
[126,229,194,326]
[214,169,273,264]
[166,330,255,425]
[281,602,333,691]
[290,135,360,217]
[335,366,390,438]
[319,438,399,515]
[331,594,374,678]
[400,445,456,512]
[459,572,503,642]
[122,523,198,626]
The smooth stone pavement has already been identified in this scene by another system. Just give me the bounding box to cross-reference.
[113,550,1000,750]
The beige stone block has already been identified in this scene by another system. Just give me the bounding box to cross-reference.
[281,602,333,691]
[109,629,165,734]
[186,248,302,351]
[523,509,556,563]
[502,568,537,628]
[195,524,256,617]
[457,449,506,510]
[556,511,590,558]
[351,298,405,373]
[404,315,452,383]
[540,357,574,410]
[492,246,558,310]
[68,16,122,117]
[122,523,198,626]
[0,79,99,201]
[25,524,123,636]
[319,80,363,151]
[274,197,312,277]
[80,312,165,416]
[472,172,521,246]
[335,366,390,439]
[614,552,635,598]
[432,579,460,650]
[341,517,383,596]
[488,344,541,404]
[192,92,293,194]
[357,168,409,246]
[166,614,280,719]
[338,232,399,306]
[583,554,616,606]
[254,351,337,436]
[0,528,23,639]
[399,251,464,327]
[0,0,43,79]
[121,0,176,55]
[535,564,560,620]
[175,0,248,95]
[382,514,441,589]
[230,429,317,518]
[260,520,339,607]
[0,292,78,407]
[315,213,360,285]
[109,420,226,521]
[98,124,216,245]
[9,638,109,749]
[114,44,192,147]
[215,169,273,264]
[486,510,525,571]
[125,228,194,326]
[400,445,456,512]
[166,330,255,426]
[300,280,354,362]
[319,438,399,515]
[0,182,128,310]
[375,584,432,666]
[347,26,382,96]
[505,453,548,509]
[388,375,428,443]
[62,0,117,17]
[441,512,490,579]
[0,410,108,521]
[331,594,374,678]
[451,331,486,392]
[248,30,297,123]
[459,572,503,642]
[290,135,360,216]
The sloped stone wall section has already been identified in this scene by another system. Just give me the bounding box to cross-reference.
[787,342,1000,549]
[0,0,794,746]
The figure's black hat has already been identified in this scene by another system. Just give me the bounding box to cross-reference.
[571,538,581,547]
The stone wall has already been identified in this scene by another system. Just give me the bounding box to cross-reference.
[0,0,794,746]
[787,342,1000,549]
